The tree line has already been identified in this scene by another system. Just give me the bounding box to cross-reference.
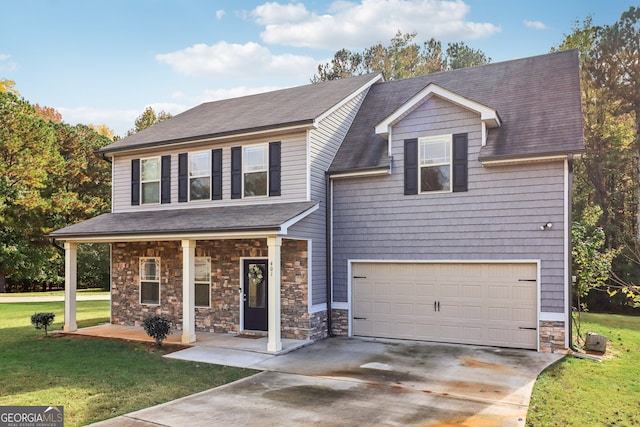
[1,7,639,313]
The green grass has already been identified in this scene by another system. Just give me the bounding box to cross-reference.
[0,288,109,297]
[0,301,255,426]
[527,313,640,426]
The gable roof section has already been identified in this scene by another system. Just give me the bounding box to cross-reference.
[49,201,318,241]
[99,73,381,155]
[374,83,501,136]
[329,49,584,173]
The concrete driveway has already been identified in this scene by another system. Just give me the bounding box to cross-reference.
[91,337,562,427]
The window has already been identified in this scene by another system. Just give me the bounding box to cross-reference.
[243,145,268,197]
[419,135,452,193]
[194,257,211,308]
[140,258,160,305]
[141,157,160,204]
[189,151,211,201]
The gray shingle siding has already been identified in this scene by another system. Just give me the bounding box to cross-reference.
[288,88,370,306]
[112,132,308,212]
[331,96,566,313]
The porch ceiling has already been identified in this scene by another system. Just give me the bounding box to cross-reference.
[50,201,318,242]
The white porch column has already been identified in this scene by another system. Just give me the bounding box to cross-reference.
[267,236,282,353]
[63,242,78,332]
[181,240,196,344]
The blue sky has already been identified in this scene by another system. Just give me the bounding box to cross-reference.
[0,0,632,137]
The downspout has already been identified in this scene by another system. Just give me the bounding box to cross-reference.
[325,172,335,337]
[50,238,65,253]
[567,153,579,352]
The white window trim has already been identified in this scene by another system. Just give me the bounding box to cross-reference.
[242,143,269,198]
[140,157,161,205]
[139,257,160,306]
[188,150,211,202]
[194,257,211,308]
[418,134,452,194]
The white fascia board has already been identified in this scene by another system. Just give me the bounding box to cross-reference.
[102,123,314,158]
[280,204,319,234]
[54,230,283,244]
[481,155,568,167]
[313,74,383,126]
[329,168,390,179]
[374,83,501,136]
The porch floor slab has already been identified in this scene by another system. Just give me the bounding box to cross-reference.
[65,324,311,361]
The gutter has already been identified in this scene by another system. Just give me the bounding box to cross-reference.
[325,173,335,337]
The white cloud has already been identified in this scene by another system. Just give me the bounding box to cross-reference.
[252,0,501,50]
[155,41,318,80]
[524,20,547,30]
[252,2,310,25]
[216,9,225,20]
[0,53,17,72]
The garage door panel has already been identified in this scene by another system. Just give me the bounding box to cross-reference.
[352,262,538,350]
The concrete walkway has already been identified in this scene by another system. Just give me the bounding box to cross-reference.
[0,294,110,303]
[90,337,563,427]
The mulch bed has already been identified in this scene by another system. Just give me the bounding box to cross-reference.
[52,332,191,354]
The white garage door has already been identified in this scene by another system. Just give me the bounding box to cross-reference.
[352,262,538,349]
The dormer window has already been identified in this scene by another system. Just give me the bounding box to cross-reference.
[419,135,452,193]
[189,151,211,201]
[243,145,268,197]
[141,157,161,204]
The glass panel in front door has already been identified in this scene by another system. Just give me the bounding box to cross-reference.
[248,263,265,308]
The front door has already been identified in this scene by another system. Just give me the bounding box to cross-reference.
[243,259,268,331]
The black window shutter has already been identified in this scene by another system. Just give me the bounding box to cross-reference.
[131,159,140,205]
[269,141,281,197]
[404,139,418,195]
[161,155,171,204]
[211,148,222,200]
[231,146,242,199]
[452,133,468,192]
[178,153,188,202]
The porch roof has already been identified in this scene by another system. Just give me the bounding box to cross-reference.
[50,201,318,241]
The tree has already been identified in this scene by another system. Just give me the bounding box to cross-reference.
[127,106,172,136]
[34,104,63,123]
[0,79,17,94]
[31,312,55,336]
[312,31,489,82]
[0,92,112,292]
[0,92,62,292]
[588,7,640,242]
[446,42,491,69]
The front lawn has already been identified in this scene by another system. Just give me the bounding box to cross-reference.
[0,301,255,426]
[527,313,640,426]
[0,288,109,297]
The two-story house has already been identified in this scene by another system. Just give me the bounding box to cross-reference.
[51,49,583,353]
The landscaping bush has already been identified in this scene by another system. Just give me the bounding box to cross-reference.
[142,315,171,348]
[30,312,55,336]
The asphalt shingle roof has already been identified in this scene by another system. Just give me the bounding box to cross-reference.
[98,73,381,154]
[329,49,584,173]
[49,202,318,239]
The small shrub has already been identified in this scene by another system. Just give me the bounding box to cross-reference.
[142,315,171,348]
[31,312,55,336]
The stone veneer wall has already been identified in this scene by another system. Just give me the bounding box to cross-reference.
[539,320,567,353]
[330,309,349,336]
[111,238,320,340]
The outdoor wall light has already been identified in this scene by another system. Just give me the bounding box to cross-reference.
[540,222,553,231]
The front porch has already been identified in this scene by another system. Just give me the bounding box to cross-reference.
[67,324,311,359]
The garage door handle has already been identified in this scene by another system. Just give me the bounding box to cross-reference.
[519,327,537,330]
[354,317,367,320]
[433,301,440,312]
[519,279,537,282]
[353,275,367,279]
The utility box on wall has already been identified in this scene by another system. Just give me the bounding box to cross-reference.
[584,332,608,353]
